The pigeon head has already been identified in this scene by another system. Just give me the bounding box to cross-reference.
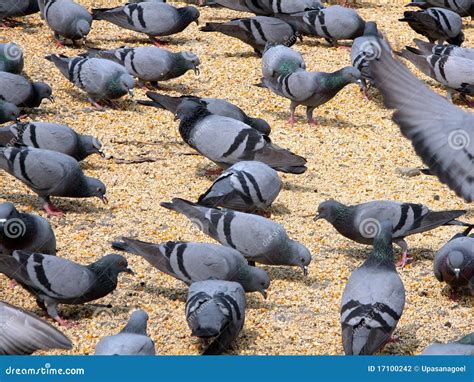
[364,21,379,37]
[77,135,103,160]
[91,254,134,277]
[314,199,347,224]
[341,66,362,85]
[73,18,91,39]
[248,118,271,136]
[178,6,200,26]
[188,299,228,338]
[180,51,200,75]
[84,177,107,204]
[120,73,135,98]
[0,202,18,220]
[32,82,54,104]
[122,309,149,335]
[239,266,270,298]
[175,99,208,121]
[447,250,464,279]
[0,101,20,123]
[287,240,311,275]
[447,31,464,47]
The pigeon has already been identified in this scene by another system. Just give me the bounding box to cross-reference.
[0,202,56,256]
[0,146,107,216]
[161,198,312,274]
[397,47,474,103]
[260,67,363,125]
[314,199,469,267]
[399,8,464,46]
[0,98,20,124]
[422,333,474,355]
[95,310,155,355]
[0,122,103,161]
[340,221,405,355]
[198,161,281,212]
[0,251,134,326]
[261,44,306,78]
[81,47,200,88]
[38,0,92,45]
[92,3,200,44]
[434,226,474,299]
[0,301,72,355]
[0,42,24,74]
[213,0,323,15]
[406,0,473,17]
[112,237,270,297]
[174,99,306,174]
[200,17,301,56]
[0,72,53,108]
[412,38,474,60]
[45,54,135,108]
[276,6,366,47]
[368,36,474,203]
[186,280,245,355]
[0,0,40,25]
[139,91,271,135]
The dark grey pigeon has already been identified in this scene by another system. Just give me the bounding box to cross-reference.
[315,199,468,267]
[0,202,56,256]
[161,198,312,274]
[413,38,474,60]
[198,161,281,212]
[0,98,20,124]
[38,0,92,45]
[0,251,133,326]
[81,47,200,87]
[95,310,155,355]
[0,0,39,24]
[186,280,245,355]
[261,43,306,78]
[92,3,199,44]
[0,72,53,108]
[200,17,300,56]
[0,122,103,161]
[0,146,107,216]
[369,36,474,203]
[112,237,270,297]
[0,301,72,355]
[422,333,474,355]
[174,100,306,174]
[260,66,362,125]
[434,226,474,299]
[139,91,271,135]
[341,221,405,355]
[399,8,464,46]
[0,42,24,74]
[276,6,366,47]
[45,54,135,109]
[213,0,323,15]
[406,0,473,17]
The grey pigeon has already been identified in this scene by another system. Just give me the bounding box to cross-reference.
[139,91,271,135]
[200,17,300,56]
[38,0,92,45]
[397,47,474,103]
[213,0,323,15]
[0,72,53,108]
[406,0,473,17]
[81,46,200,87]
[0,42,24,74]
[0,202,56,256]
[174,99,306,174]
[161,198,312,273]
[412,38,474,60]
[369,36,474,203]
[112,237,270,297]
[315,199,468,267]
[0,0,39,24]
[261,44,306,78]
[95,310,155,355]
[0,251,133,326]
[45,54,135,108]
[0,146,107,216]
[341,221,405,355]
[276,6,366,47]
[198,160,281,212]
[0,122,103,161]
[399,8,464,46]
[260,67,362,125]
[186,280,245,355]
[92,3,200,44]
[0,301,72,355]
[434,226,474,299]
[0,98,20,124]
[422,333,474,355]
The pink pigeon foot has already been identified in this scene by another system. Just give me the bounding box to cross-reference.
[8,279,17,288]
[43,202,64,217]
[287,116,296,125]
[449,288,459,301]
[204,167,223,176]
[53,316,75,328]
[307,118,317,126]
[396,251,413,268]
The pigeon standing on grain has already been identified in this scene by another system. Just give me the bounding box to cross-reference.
[422,333,474,355]
[213,0,323,15]
[0,72,53,108]
[186,280,245,355]
[0,99,20,124]
[0,251,134,326]
[95,310,155,355]
[314,199,469,267]
[0,301,72,355]
[139,92,271,135]
[261,44,306,78]
[0,0,39,25]
[0,202,56,256]
[161,198,312,273]
[45,54,135,109]
[412,38,474,60]
[0,43,24,74]
[112,237,270,297]
[406,0,474,17]
[0,122,103,161]
[341,221,405,355]
[0,146,107,216]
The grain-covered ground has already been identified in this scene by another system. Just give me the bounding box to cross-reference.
[0,0,472,355]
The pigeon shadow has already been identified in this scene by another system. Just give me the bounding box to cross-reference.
[439,285,473,308]
[382,323,420,355]
[233,327,260,354]
[63,88,138,112]
[223,51,259,59]
[265,265,306,282]
[268,203,291,216]
[142,284,188,303]
[282,181,315,193]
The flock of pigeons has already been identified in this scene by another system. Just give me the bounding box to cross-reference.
[0,0,473,357]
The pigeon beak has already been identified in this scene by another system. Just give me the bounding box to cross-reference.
[313,214,321,221]
[195,19,199,26]
[298,34,303,42]
[15,118,20,123]
[128,89,134,98]
[0,218,6,230]
[259,289,267,299]
[101,195,108,205]
[302,265,309,276]
[173,114,179,121]
[194,66,200,76]
[454,268,460,279]
[125,267,135,275]
[99,150,106,158]
[48,95,55,103]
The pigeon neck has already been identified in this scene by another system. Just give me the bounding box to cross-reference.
[324,70,353,90]
[368,234,395,266]
[122,319,147,335]
[87,261,119,290]
[179,108,211,144]
[170,54,192,76]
